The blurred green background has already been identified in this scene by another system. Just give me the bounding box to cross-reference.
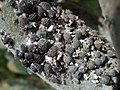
[0,0,98,90]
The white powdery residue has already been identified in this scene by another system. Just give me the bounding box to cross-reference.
[76,49,80,54]
[69,31,73,35]
[32,22,37,28]
[33,42,38,45]
[55,38,59,41]
[5,44,9,47]
[71,34,75,37]
[80,40,85,43]
[84,74,89,80]
[91,80,99,84]
[48,39,54,44]
[86,28,90,31]
[45,55,52,63]
[70,62,74,65]
[68,20,72,25]
[91,46,95,50]
[108,60,112,64]
[91,51,95,57]
[72,52,78,58]
[90,58,95,61]
[75,63,79,67]
[98,76,101,78]
[48,25,54,32]
[26,39,31,46]
[93,74,98,79]
[64,25,71,32]
[87,52,91,56]
[31,63,34,66]
[84,57,88,62]
[56,29,61,33]
[57,51,62,60]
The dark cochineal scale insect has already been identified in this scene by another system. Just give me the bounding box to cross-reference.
[44,62,52,75]
[30,64,38,72]
[63,32,72,43]
[22,59,32,67]
[71,37,80,49]
[28,13,38,21]
[18,14,29,29]
[48,9,55,18]
[87,60,96,70]
[30,34,40,43]
[34,54,45,64]
[49,75,60,84]
[99,75,111,85]
[24,52,34,60]
[65,44,74,55]
[107,50,116,57]
[39,2,51,11]
[94,58,103,66]
[75,30,82,39]
[74,70,83,80]
[15,11,22,17]
[18,1,34,14]
[68,65,78,74]
[78,50,86,59]
[94,51,101,58]
[20,44,28,52]
[15,50,25,60]
[52,65,62,73]
[63,53,72,65]
[70,20,77,27]
[41,18,50,27]
[33,63,43,73]
[106,68,117,77]
[3,37,14,46]
[37,38,50,53]
[78,66,87,74]
[36,30,47,39]
[61,14,69,23]
[47,46,58,57]
[95,68,103,76]
[85,37,94,46]
[28,44,39,54]
[94,40,102,50]
[6,0,18,8]
[101,54,108,63]
[37,5,45,18]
